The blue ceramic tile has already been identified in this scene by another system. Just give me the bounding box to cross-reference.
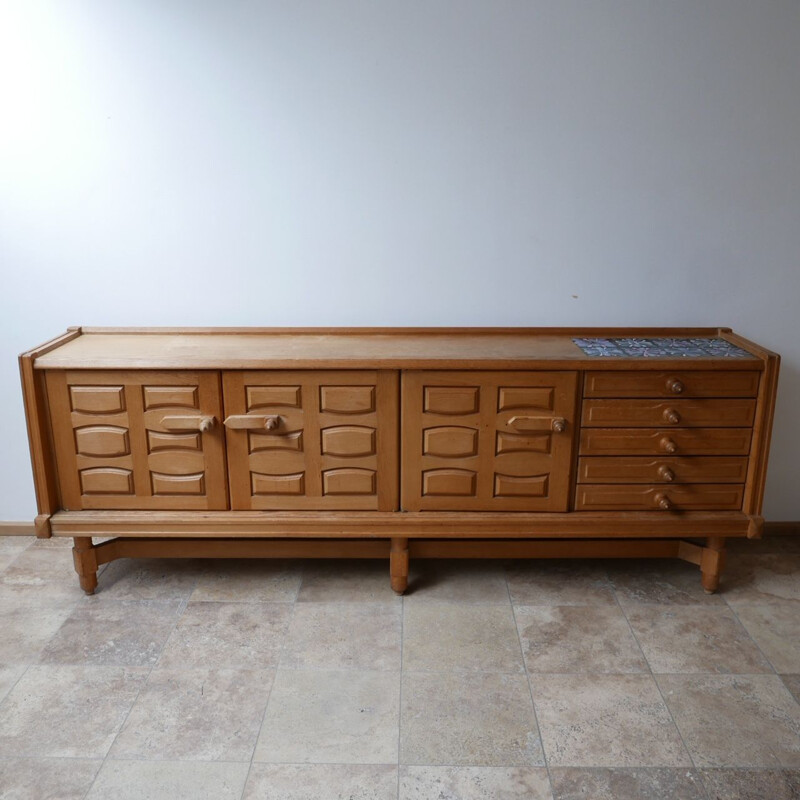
[572,337,753,359]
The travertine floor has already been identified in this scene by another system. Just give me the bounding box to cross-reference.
[0,535,799,800]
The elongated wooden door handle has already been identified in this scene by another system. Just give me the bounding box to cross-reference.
[666,378,684,394]
[507,416,567,433]
[655,492,673,510]
[663,407,681,425]
[223,414,281,431]
[161,415,216,432]
[660,436,678,453]
[657,465,675,482]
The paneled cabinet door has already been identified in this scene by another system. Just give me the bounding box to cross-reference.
[402,371,579,511]
[45,370,228,510]
[223,371,399,510]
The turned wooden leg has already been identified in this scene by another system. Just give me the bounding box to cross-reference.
[72,537,98,595]
[700,536,726,594]
[390,537,409,595]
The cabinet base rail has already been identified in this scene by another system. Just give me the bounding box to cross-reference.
[71,535,726,596]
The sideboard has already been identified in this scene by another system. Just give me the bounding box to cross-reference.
[19,327,779,595]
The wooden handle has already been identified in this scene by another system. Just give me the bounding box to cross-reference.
[161,415,216,432]
[662,407,681,425]
[657,465,675,482]
[223,414,281,431]
[667,378,684,394]
[655,492,673,510]
[507,416,567,433]
[660,436,678,454]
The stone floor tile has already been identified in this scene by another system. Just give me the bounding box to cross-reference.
[532,674,690,767]
[0,757,102,800]
[95,558,205,601]
[0,597,77,664]
[658,674,800,767]
[403,604,524,673]
[86,759,251,800]
[244,764,398,800]
[254,669,399,764]
[626,605,771,674]
[281,603,401,670]
[782,675,800,703]
[608,560,725,606]
[401,672,542,766]
[734,603,800,673]
[400,765,552,799]
[700,768,800,800]
[516,605,647,673]
[0,664,26,704]
[39,599,184,666]
[298,560,401,603]
[191,559,303,603]
[549,767,705,800]
[0,547,86,604]
[156,601,292,669]
[506,561,616,606]
[405,560,511,604]
[0,535,33,551]
[723,554,800,606]
[0,664,147,758]
[110,668,273,761]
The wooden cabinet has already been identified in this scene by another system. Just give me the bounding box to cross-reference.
[223,371,398,511]
[401,371,578,511]
[19,327,779,596]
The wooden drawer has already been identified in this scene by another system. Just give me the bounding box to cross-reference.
[584,370,760,398]
[575,483,745,511]
[577,456,749,484]
[580,428,752,456]
[581,398,756,428]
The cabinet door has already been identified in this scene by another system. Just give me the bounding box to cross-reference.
[402,371,578,511]
[223,371,399,510]
[46,370,228,510]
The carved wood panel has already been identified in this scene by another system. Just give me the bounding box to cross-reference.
[401,371,579,511]
[223,371,398,510]
[46,370,227,510]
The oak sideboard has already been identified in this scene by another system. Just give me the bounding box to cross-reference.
[19,327,779,595]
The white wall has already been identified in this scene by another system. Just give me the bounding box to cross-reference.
[1,0,798,520]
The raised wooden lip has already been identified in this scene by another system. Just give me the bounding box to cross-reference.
[27,326,767,371]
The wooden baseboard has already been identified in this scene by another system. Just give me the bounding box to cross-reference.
[764,521,800,536]
[0,521,35,536]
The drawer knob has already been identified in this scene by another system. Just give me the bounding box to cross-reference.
[657,465,675,482]
[551,417,566,433]
[655,492,673,510]
[660,436,678,454]
[265,415,280,431]
[663,407,681,425]
[667,378,685,394]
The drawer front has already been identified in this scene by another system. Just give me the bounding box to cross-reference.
[584,370,760,398]
[401,371,578,511]
[579,428,752,456]
[577,456,749,484]
[581,398,756,428]
[575,483,744,511]
[46,370,228,510]
[223,371,398,510]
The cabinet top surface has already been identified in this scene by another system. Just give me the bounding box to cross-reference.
[28,327,769,370]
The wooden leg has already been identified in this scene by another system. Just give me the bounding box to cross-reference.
[72,536,98,595]
[390,537,409,595]
[700,536,726,594]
